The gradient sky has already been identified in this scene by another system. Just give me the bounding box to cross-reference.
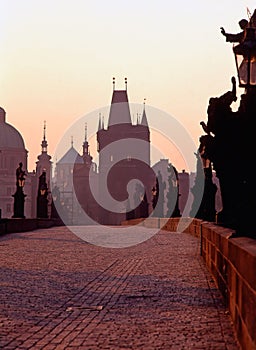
[0,0,254,171]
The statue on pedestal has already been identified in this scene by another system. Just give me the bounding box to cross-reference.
[191,137,217,222]
[37,170,49,218]
[12,162,26,218]
[166,164,181,218]
[152,171,165,217]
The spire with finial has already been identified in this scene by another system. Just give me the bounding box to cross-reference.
[113,77,115,91]
[43,120,46,140]
[98,112,102,131]
[83,122,89,155]
[141,98,149,127]
[125,77,127,90]
[41,120,48,153]
[84,122,87,142]
[136,113,140,125]
[71,136,74,148]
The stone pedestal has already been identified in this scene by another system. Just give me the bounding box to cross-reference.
[12,188,26,218]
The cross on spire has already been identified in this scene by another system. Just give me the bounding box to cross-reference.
[41,120,48,152]
[84,122,88,142]
[43,120,46,141]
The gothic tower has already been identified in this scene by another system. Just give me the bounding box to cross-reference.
[96,78,154,225]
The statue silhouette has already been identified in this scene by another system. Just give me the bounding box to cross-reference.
[12,162,26,218]
[16,162,26,188]
[220,19,248,43]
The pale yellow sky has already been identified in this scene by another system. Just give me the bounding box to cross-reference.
[0,0,254,171]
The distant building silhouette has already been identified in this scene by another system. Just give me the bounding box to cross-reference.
[53,139,84,224]
[72,124,99,225]
[0,107,33,218]
[1,81,223,223]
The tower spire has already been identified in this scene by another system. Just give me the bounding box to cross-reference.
[83,122,89,156]
[84,122,88,142]
[41,120,48,153]
[98,112,102,131]
[141,98,149,127]
[125,77,127,90]
[71,136,74,148]
[113,77,115,91]
[43,120,46,141]
[137,113,140,124]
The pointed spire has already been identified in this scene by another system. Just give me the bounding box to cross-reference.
[102,115,104,129]
[136,113,140,125]
[98,113,102,131]
[141,98,149,127]
[43,120,46,141]
[71,136,74,148]
[41,120,48,153]
[84,122,88,142]
[83,122,89,156]
[113,77,115,91]
[125,77,127,90]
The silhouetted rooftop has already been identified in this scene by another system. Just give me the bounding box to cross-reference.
[108,90,132,126]
[57,146,83,164]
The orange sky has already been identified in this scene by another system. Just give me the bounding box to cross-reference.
[0,0,253,172]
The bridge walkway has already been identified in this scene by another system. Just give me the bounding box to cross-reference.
[0,226,240,349]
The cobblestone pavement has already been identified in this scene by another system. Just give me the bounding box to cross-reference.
[0,226,240,350]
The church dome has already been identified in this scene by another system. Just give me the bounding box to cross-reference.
[0,107,26,149]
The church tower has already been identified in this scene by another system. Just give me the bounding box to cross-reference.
[34,121,52,217]
[36,121,52,187]
[96,78,153,225]
[82,122,93,166]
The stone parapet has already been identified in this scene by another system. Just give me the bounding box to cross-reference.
[200,221,256,350]
[122,217,256,349]
[0,218,63,235]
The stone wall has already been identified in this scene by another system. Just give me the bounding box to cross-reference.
[200,221,256,350]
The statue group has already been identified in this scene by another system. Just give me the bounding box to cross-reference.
[196,10,256,237]
[12,163,50,219]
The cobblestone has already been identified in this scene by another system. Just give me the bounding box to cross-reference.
[0,226,240,349]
